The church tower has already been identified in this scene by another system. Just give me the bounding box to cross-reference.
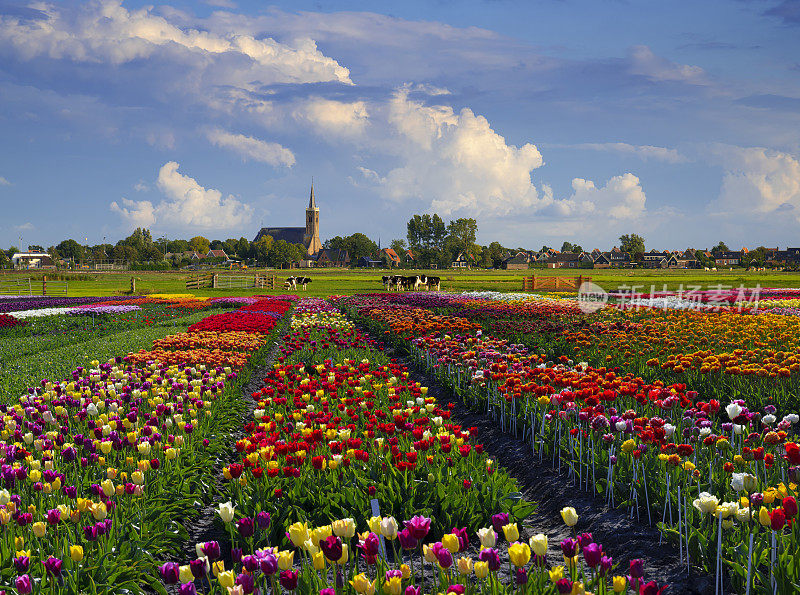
[304,182,322,256]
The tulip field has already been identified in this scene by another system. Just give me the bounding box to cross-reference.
[1,290,799,594]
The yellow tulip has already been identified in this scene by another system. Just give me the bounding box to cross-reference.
[549,566,564,583]
[288,522,310,547]
[560,507,578,527]
[368,516,382,533]
[70,545,84,562]
[508,542,531,567]
[350,573,376,595]
[442,533,460,554]
[384,576,403,595]
[313,551,326,570]
[457,556,473,575]
[338,544,349,564]
[332,518,356,539]
[277,550,294,570]
[613,576,627,593]
[502,522,520,542]
[101,479,114,497]
[759,506,772,527]
[179,565,194,583]
[218,570,236,588]
[474,561,489,579]
[32,522,47,538]
[212,560,225,577]
[529,533,548,556]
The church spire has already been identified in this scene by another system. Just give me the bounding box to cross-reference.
[308,180,316,209]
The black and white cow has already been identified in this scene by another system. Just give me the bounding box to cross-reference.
[284,276,312,290]
[426,276,441,291]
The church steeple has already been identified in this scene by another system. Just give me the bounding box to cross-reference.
[304,180,321,257]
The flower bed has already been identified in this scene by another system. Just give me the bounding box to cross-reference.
[0,313,23,328]
[0,297,293,592]
[341,293,800,593]
[188,311,281,334]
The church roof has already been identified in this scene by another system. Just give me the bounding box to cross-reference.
[308,183,316,209]
[253,227,305,245]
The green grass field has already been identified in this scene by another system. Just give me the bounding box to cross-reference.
[3,267,800,297]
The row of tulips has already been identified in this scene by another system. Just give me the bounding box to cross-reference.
[339,293,800,594]
[0,296,294,593]
[166,298,667,594]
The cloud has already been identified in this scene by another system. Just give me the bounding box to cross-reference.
[293,98,369,137]
[563,174,647,219]
[562,142,688,163]
[15,222,34,230]
[204,0,237,8]
[0,176,10,186]
[627,45,707,85]
[133,180,149,192]
[369,89,543,216]
[763,1,800,25]
[206,128,295,166]
[708,144,800,220]
[735,94,800,112]
[110,161,253,229]
[0,1,351,88]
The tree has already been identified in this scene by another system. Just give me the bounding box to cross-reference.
[121,228,154,256]
[407,214,432,249]
[189,236,211,254]
[571,245,584,254]
[252,236,274,263]
[223,238,239,258]
[619,234,645,261]
[236,237,250,259]
[447,218,478,258]
[267,240,298,268]
[711,241,730,256]
[390,239,407,255]
[343,234,378,261]
[56,239,85,262]
[167,239,190,254]
[210,239,225,251]
[561,241,573,253]
[0,250,9,269]
[112,244,138,262]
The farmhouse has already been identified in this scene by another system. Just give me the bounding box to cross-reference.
[546,252,592,268]
[11,251,56,269]
[315,249,350,268]
[253,184,322,257]
[715,251,741,266]
[502,253,529,270]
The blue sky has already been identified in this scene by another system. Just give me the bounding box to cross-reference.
[1,0,799,251]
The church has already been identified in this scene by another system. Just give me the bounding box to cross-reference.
[253,184,322,257]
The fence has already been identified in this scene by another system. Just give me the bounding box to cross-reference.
[185,273,276,290]
[0,276,68,296]
[522,275,590,292]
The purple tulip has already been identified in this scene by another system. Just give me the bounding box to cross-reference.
[202,541,221,561]
[178,584,197,595]
[13,556,30,573]
[600,555,614,576]
[320,589,336,595]
[259,554,278,576]
[189,558,206,578]
[320,535,343,561]
[15,575,32,595]
[42,557,62,576]
[405,515,431,540]
[629,558,644,578]
[435,545,453,569]
[231,547,243,564]
[160,562,180,584]
[478,547,501,571]
[242,555,259,573]
[237,517,254,538]
[561,537,579,558]
[279,570,299,591]
[556,578,573,594]
[236,572,256,594]
[491,512,509,534]
[405,587,422,595]
[256,511,271,529]
[397,527,418,550]
[515,568,529,585]
[583,543,602,568]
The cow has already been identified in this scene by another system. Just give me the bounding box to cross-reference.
[426,276,441,291]
[297,277,312,290]
[284,276,297,290]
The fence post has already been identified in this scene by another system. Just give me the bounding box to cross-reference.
[28,278,32,296]
[43,275,47,296]
[213,274,218,289]
[130,277,136,294]
[65,280,68,297]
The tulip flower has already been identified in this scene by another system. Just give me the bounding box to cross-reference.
[477,527,496,548]
[69,545,84,563]
[509,542,532,567]
[15,575,32,595]
[530,533,548,556]
[218,501,235,523]
[502,522,520,542]
[380,516,399,540]
[405,515,431,540]
[560,506,578,527]
[42,557,63,577]
[478,547,501,571]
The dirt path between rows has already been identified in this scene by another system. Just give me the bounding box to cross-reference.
[386,344,722,594]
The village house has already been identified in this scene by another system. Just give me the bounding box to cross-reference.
[715,251,742,266]
[545,252,593,269]
[314,249,350,268]
[502,252,530,270]
[11,251,56,269]
[380,248,401,268]
[451,252,477,269]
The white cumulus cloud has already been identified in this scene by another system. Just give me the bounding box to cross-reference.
[627,45,707,85]
[206,128,295,166]
[0,1,351,87]
[568,142,687,164]
[561,173,647,219]
[370,88,544,216]
[110,161,253,230]
[294,98,369,137]
[708,144,800,220]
